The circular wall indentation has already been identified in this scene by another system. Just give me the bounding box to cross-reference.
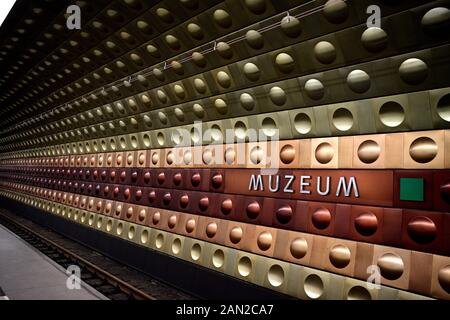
[234,121,247,140]
[379,102,405,127]
[110,139,116,150]
[245,0,266,14]
[119,138,127,150]
[157,172,166,185]
[246,30,264,49]
[171,61,184,75]
[216,42,232,59]
[138,209,147,221]
[173,85,186,99]
[213,9,232,28]
[421,7,450,29]
[290,238,308,259]
[315,143,334,164]
[151,152,159,165]
[143,115,153,128]
[357,140,380,164]
[187,23,203,40]
[193,78,207,94]
[250,146,264,164]
[206,222,218,238]
[214,98,228,115]
[173,108,185,122]
[138,153,145,165]
[377,253,404,280]
[323,0,348,23]
[172,238,182,254]
[149,191,157,204]
[238,256,252,277]
[441,180,450,205]
[217,71,231,88]
[262,117,277,137]
[221,199,233,215]
[268,265,284,287]
[329,244,351,269]
[276,205,293,224]
[399,58,428,85]
[167,151,176,165]
[199,197,209,211]
[354,212,378,237]
[438,265,450,293]
[155,233,164,248]
[246,201,260,219]
[116,222,123,235]
[240,93,255,110]
[437,94,450,122]
[211,173,223,189]
[115,204,122,217]
[243,62,260,81]
[275,53,295,73]
[304,79,325,100]
[89,214,94,226]
[347,286,372,300]
[156,7,173,23]
[257,231,272,251]
[141,229,149,244]
[152,212,161,225]
[225,148,236,165]
[230,226,243,244]
[191,127,201,143]
[168,215,177,228]
[314,41,336,64]
[157,132,165,146]
[280,145,295,164]
[409,137,438,163]
[165,34,180,50]
[126,206,133,218]
[128,226,135,240]
[185,218,196,233]
[179,194,189,208]
[191,243,201,260]
[152,67,164,81]
[191,103,205,119]
[210,125,223,142]
[269,86,287,106]
[106,220,113,232]
[407,216,437,244]
[294,113,312,134]
[191,172,201,186]
[332,108,353,131]
[212,249,225,268]
[361,27,388,52]
[304,274,324,299]
[202,149,213,165]
[137,20,151,33]
[312,207,331,230]
[347,70,371,93]
[280,15,301,37]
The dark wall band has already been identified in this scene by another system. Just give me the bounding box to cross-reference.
[1,167,449,211]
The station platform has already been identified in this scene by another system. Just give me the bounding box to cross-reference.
[0,224,107,300]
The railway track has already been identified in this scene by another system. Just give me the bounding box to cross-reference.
[0,210,191,300]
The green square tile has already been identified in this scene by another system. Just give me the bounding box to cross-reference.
[399,178,424,202]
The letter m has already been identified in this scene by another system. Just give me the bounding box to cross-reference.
[249,174,264,191]
[336,177,359,198]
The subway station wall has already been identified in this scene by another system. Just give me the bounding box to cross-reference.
[0,0,449,299]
